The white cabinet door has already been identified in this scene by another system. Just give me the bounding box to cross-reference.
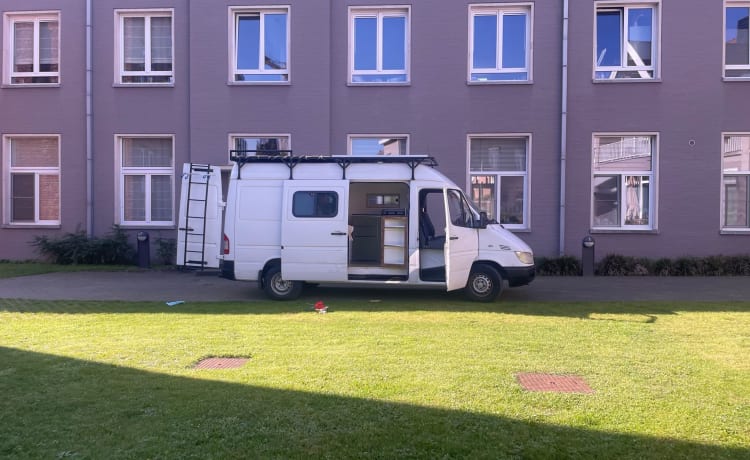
[281,180,349,281]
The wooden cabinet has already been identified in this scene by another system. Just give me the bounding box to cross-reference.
[350,215,407,267]
[382,217,407,266]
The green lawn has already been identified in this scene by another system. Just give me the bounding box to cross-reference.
[0,298,748,459]
[0,261,138,279]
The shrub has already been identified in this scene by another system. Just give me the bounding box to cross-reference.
[535,256,581,276]
[157,238,177,265]
[595,254,634,276]
[31,226,135,265]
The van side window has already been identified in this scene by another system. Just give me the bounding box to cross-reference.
[292,191,338,218]
[447,189,474,228]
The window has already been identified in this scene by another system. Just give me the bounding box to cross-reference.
[469,136,529,228]
[725,3,750,78]
[594,3,659,80]
[3,136,60,225]
[3,12,59,85]
[469,4,532,82]
[230,7,289,83]
[592,135,656,229]
[230,135,290,157]
[722,135,750,229]
[348,136,408,155]
[117,137,174,225]
[115,10,173,84]
[292,191,338,218]
[349,7,409,84]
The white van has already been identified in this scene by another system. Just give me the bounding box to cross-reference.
[177,153,535,302]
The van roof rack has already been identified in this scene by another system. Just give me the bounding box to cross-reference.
[229,150,439,180]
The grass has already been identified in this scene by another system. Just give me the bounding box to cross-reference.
[0,298,748,459]
[0,261,146,279]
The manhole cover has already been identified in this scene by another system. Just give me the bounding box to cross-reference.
[516,373,593,394]
[194,357,249,369]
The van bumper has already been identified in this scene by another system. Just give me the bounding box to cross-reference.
[504,265,536,287]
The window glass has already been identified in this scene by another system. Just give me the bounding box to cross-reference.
[7,14,59,84]
[6,136,60,224]
[595,5,656,79]
[39,174,60,221]
[124,175,146,221]
[722,135,750,228]
[124,17,146,71]
[350,9,408,83]
[233,136,290,154]
[469,137,528,226]
[502,14,526,69]
[119,137,173,224]
[350,137,407,155]
[151,17,172,71]
[292,192,338,218]
[592,135,655,229]
[39,21,59,72]
[473,15,497,69]
[11,174,35,222]
[151,175,173,221]
[470,7,530,82]
[233,10,288,82]
[122,138,172,167]
[119,12,172,84]
[726,7,750,72]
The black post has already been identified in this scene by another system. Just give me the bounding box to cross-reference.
[137,231,150,268]
[582,236,595,276]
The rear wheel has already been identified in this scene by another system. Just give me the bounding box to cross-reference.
[263,265,303,301]
[465,264,503,302]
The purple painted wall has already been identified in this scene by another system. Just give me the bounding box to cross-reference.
[1,0,748,262]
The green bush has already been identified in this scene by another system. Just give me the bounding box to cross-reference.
[31,226,135,265]
[591,254,750,276]
[535,256,581,276]
[156,238,177,265]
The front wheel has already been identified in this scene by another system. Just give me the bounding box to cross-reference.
[263,265,303,301]
[465,264,503,302]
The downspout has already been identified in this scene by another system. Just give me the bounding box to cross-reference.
[85,0,94,237]
[558,0,569,256]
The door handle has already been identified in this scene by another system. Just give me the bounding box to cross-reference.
[450,236,459,240]
[331,231,347,236]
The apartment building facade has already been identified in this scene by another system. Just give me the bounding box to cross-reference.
[0,0,748,261]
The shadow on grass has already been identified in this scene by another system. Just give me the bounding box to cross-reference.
[0,346,746,459]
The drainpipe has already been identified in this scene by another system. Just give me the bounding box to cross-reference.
[559,0,569,256]
[85,0,94,237]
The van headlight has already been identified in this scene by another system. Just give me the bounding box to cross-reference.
[515,251,534,265]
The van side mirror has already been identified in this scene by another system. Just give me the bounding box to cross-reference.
[479,211,489,229]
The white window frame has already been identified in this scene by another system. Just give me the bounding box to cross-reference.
[467,134,531,230]
[593,1,660,81]
[2,11,60,85]
[347,134,410,155]
[229,6,291,84]
[724,1,750,79]
[348,6,411,85]
[115,135,175,227]
[114,9,175,85]
[2,135,61,226]
[591,133,658,231]
[468,3,533,83]
[721,133,750,231]
[228,133,291,161]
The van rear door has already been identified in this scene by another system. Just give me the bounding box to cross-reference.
[281,180,349,282]
[176,163,224,269]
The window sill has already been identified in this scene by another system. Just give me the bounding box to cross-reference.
[720,229,750,235]
[228,81,291,86]
[113,83,175,88]
[590,228,659,234]
[722,76,750,82]
[118,224,176,230]
[347,82,411,87]
[1,83,61,89]
[507,227,531,233]
[592,78,661,84]
[1,224,62,229]
[467,80,533,86]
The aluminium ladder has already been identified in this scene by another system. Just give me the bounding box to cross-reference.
[180,163,213,270]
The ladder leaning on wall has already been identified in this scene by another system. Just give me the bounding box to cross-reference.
[179,163,213,270]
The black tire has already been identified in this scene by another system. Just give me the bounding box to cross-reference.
[263,265,303,301]
[465,264,503,302]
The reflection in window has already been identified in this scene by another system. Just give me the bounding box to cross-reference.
[725,6,750,78]
[6,136,61,224]
[350,8,409,83]
[469,137,529,227]
[119,137,174,225]
[470,6,531,82]
[232,136,290,156]
[722,135,750,228]
[592,135,655,229]
[232,9,289,82]
[292,191,338,218]
[595,5,657,80]
[349,136,407,155]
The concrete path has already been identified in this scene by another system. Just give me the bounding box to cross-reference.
[0,270,748,302]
